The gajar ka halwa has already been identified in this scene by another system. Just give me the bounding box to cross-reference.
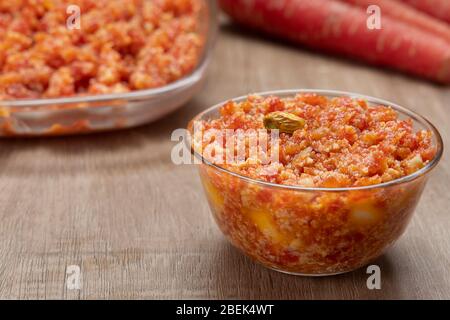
[194,93,438,275]
[0,0,204,100]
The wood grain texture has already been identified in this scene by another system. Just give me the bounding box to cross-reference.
[0,19,449,300]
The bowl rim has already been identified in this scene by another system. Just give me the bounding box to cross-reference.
[189,89,444,192]
[0,0,218,108]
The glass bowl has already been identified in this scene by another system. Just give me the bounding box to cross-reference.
[189,89,443,276]
[0,0,217,137]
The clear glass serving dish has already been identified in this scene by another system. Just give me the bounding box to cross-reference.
[0,0,217,137]
[189,89,443,276]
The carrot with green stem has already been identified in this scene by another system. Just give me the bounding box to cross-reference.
[341,0,450,42]
[219,0,450,83]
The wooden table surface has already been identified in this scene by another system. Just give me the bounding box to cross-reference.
[0,20,449,300]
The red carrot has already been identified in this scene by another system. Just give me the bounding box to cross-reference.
[399,0,450,24]
[341,0,450,42]
[219,0,450,83]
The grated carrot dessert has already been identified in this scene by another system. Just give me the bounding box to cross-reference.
[197,94,436,188]
[0,0,204,100]
[194,94,437,274]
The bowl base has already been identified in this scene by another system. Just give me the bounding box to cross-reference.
[268,266,353,277]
